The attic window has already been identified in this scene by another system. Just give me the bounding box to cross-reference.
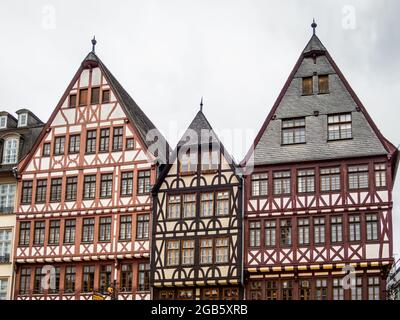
[102,89,110,103]
[79,89,88,106]
[318,75,329,94]
[91,87,100,105]
[0,116,7,129]
[302,77,313,95]
[69,94,77,108]
[282,118,306,145]
[18,113,28,127]
[328,113,352,140]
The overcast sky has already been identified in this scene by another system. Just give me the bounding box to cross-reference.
[0,0,399,256]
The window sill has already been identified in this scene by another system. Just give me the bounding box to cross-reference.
[180,172,197,176]
[281,142,306,146]
[327,137,353,142]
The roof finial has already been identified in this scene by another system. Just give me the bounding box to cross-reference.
[311,19,317,35]
[91,36,97,53]
[200,96,203,112]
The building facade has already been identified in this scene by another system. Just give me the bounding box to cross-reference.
[242,26,398,300]
[13,47,169,300]
[0,110,43,300]
[151,110,243,300]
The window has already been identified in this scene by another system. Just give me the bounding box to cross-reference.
[82,265,95,292]
[331,216,343,243]
[351,277,363,300]
[215,237,229,263]
[120,172,133,196]
[0,184,16,213]
[0,116,7,129]
[3,138,19,164]
[43,143,51,157]
[69,94,77,108]
[34,267,45,294]
[54,136,65,155]
[99,217,112,241]
[273,171,291,195]
[328,113,352,140]
[318,75,329,94]
[200,193,213,217]
[35,180,47,203]
[19,222,31,246]
[265,281,278,300]
[33,221,45,245]
[137,170,151,194]
[49,267,60,294]
[200,239,213,264]
[298,218,310,245]
[0,230,12,263]
[315,279,328,300]
[136,214,149,239]
[99,128,110,152]
[159,290,175,300]
[100,174,113,198]
[302,76,313,95]
[366,213,379,240]
[374,163,386,188]
[180,151,197,174]
[112,127,123,151]
[138,263,150,291]
[166,240,180,266]
[84,175,96,199]
[320,167,341,192]
[126,138,135,149]
[348,165,369,190]
[349,215,361,241]
[102,89,110,103]
[368,277,380,300]
[249,221,261,247]
[64,219,76,244]
[249,282,262,300]
[119,215,132,241]
[251,173,268,197]
[333,278,344,300]
[299,280,311,300]
[68,135,80,153]
[21,181,33,204]
[86,130,97,153]
[167,195,181,219]
[99,265,112,293]
[48,220,60,245]
[281,280,293,300]
[314,217,326,244]
[19,268,31,295]
[79,88,88,106]
[0,279,8,300]
[64,266,76,293]
[297,169,315,193]
[265,220,276,247]
[91,87,100,105]
[120,264,132,291]
[182,240,194,265]
[280,219,292,246]
[82,218,95,243]
[66,176,78,201]
[178,289,195,300]
[282,118,306,145]
[183,194,196,218]
[203,288,219,300]
[216,191,229,216]
[201,149,219,171]
[18,113,28,127]
[50,178,62,202]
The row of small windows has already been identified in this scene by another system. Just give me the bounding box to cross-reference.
[248,276,380,300]
[251,163,386,197]
[18,214,149,246]
[281,112,352,145]
[21,170,151,204]
[68,87,111,108]
[159,287,239,300]
[179,149,219,174]
[302,75,330,96]
[167,191,230,219]
[18,263,150,295]
[166,237,229,266]
[248,213,379,248]
[43,127,135,157]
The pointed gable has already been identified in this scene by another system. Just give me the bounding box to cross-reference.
[245,31,396,166]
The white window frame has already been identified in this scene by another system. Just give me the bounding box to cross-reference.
[0,184,16,213]
[0,229,12,262]
[18,113,28,127]
[2,138,19,164]
[0,116,7,129]
[0,278,9,300]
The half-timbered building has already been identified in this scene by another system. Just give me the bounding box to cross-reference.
[151,108,243,300]
[13,41,169,300]
[242,22,398,300]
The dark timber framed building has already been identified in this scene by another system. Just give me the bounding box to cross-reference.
[241,23,398,300]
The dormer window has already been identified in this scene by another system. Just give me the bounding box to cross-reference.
[3,138,19,164]
[18,113,28,127]
[0,116,7,129]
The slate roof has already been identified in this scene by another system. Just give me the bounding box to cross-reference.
[246,32,397,166]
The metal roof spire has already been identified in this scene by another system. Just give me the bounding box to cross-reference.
[200,96,203,112]
[91,36,97,53]
[311,19,317,35]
